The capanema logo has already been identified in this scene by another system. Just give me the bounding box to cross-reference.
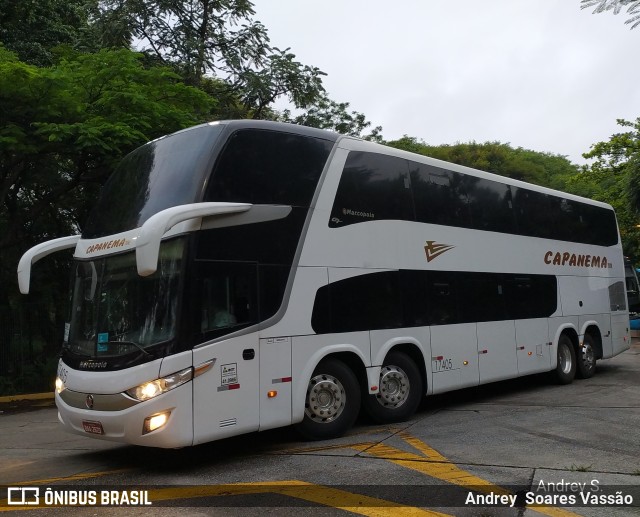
[424,241,455,262]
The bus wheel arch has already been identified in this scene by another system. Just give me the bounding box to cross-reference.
[577,326,601,379]
[553,330,578,385]
[295,353,363,440]
[362,345,425,424]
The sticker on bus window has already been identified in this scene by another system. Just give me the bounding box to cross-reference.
[97,333,109,352]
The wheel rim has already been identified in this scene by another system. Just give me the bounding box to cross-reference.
[559,344,573,374]
[376,365,410,408]
[582,342,595,369]
[304,373,346,423]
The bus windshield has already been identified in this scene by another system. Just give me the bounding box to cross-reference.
[66,238,185,359]
[82,124,223,239]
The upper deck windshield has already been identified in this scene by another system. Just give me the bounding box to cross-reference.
[65,238,185,362]
[83,124,223,238]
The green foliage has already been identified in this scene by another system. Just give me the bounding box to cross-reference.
[92,1,327,115]
[576,118,640,259]
[0,47,213,288]
[95,0,270,83]
[281,95,383,141]
[386,137,579,187]
[235,47,326,119]
[0,0,96,65]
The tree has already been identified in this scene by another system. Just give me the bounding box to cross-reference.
[578,118,640,257]
[234,47,326,119]
[581,0,640,29]
[92,1,327,115]
[386,137,578,187]
[0,0,96,65]
[281,95,383,141]
[0,47,213,286]
[0,47,214,390]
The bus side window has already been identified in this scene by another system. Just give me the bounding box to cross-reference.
[330,152,414,227]
[400,270,429,327]
[427,273,459,325]
[195,262,258,338]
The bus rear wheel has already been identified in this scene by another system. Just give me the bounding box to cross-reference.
[362,351,423,424]
[554,334,577,385]
[296,358,360,440]
[576,333,597,379]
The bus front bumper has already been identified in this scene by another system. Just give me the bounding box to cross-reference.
[55,382,193,448]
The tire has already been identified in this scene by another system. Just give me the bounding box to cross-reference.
[576,334,597,379]
[362,351,423,424]
[296,358,361,440]
[554,334,577,385]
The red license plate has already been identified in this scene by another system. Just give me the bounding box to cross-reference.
[82,420,104,435]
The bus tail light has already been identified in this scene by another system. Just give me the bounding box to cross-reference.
[126,367,193,402]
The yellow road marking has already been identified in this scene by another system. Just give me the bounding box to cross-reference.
[5,468,133,486]
[351,439,509,495]
[149,481,451,516]
[353,432,583,517]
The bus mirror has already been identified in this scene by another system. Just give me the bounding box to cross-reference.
[17,235,81,294]
[135,202,252,276]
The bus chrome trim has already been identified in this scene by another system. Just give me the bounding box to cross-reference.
[59,389,140,411]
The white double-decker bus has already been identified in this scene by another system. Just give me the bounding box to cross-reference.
[18,120,630,447]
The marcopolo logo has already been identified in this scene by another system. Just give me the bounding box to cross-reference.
[424,241,455,263]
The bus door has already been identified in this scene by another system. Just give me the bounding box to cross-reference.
[191,262,260,445]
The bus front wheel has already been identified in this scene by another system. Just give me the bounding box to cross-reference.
[362,351,423,423]
[296,358,360,440]
[554,335,577,385]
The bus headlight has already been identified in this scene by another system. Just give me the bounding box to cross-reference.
[143,410,172,434]
[55,377,65,394]
[126,367,193,401]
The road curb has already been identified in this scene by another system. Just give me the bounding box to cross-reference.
[0,392,54,404]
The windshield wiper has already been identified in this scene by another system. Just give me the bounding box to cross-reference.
[106,340,152,358]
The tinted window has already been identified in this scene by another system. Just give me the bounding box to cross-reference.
[582,203,618,246]
[426,272,461,325]
[504,275,557,320]
[512,188,550,239]
[195,208,307,265]
[84,125,222,238]
[330,152,414,227]
[464,273,507,322]
[259,265,291,322]
[311,271,402,333]
[411,163,471,228]
[195,261,258,341]
[205,129,332,207]
[467,179,515,233]
[311,270,558,334]
[329,152,618,247]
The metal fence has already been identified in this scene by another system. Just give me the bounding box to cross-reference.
[0,303,61,396]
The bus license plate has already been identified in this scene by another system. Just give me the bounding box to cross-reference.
[82,420,104,435]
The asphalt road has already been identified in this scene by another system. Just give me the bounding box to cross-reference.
[1,342,639,517]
